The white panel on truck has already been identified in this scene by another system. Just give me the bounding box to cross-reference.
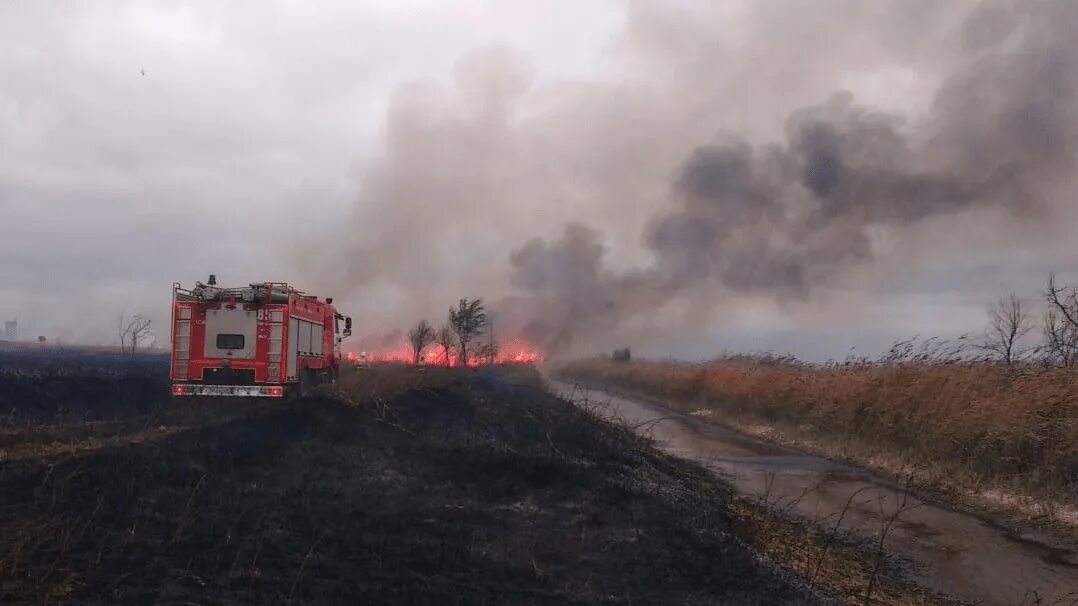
[204,308,257,359]
[312,323,323,355]
[288,317,299,378]
[298,320,312,354]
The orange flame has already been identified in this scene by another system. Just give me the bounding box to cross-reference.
[346,339,544,367]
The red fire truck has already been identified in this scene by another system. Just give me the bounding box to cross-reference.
[170,275,351,398]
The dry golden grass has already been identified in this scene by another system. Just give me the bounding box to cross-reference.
[335,363,541,401]
[336,363,430,402]
[558,357,1078,514]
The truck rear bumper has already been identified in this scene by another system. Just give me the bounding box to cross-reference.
[171,384,286,398]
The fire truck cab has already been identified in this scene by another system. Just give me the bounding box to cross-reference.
[170,275,351,398]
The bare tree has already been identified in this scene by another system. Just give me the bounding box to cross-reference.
[982,293,1031,365]
[118,313,152,359]
[1044,273,1078,368]
[434,323,454,365]
[449,298,487,366]
[407,319,435,366]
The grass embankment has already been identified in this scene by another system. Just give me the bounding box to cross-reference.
[557,357,1078,530]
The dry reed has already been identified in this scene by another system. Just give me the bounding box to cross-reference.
[559,344,1078,512]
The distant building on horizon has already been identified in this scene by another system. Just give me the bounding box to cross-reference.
[3,320,16,341]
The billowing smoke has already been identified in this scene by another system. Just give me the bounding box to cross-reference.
[334,0,1078,358]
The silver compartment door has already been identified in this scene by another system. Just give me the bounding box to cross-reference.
[288,317,299,379]
[204,308,257,359]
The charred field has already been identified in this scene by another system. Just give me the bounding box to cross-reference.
[0,351,878,605]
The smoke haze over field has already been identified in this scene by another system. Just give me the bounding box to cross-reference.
[3,1,1078,359]
[335,0,1078,358]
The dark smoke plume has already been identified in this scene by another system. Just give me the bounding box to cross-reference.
[336,0,1078,358]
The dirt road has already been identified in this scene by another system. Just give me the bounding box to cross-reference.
[550,380,1078,605]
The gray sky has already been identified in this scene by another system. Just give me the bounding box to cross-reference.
[2,0,1076,360]
[0,0,619,344]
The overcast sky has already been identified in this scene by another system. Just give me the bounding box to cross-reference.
[0,0,620,343]
[2,1,1076,360]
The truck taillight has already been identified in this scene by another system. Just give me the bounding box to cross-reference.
[267,387,284,398]
[172,385,187,396]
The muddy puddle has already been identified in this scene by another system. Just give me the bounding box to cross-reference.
[550,380,1078,605]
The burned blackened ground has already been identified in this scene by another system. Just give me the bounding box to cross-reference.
[0,350,169,422]
[0,373,165,422]
[0,364,820,605]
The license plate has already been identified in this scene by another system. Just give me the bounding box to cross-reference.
[172,384,281,397]
[197,385,258,396]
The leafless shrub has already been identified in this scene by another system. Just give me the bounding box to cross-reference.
[117,313,152,358]
[1043,273,1078,368]
[406,319,435,366]
[434,324,454,365]
[809,486,869,592]
[982,293,1033,365]
[864,476,919,605]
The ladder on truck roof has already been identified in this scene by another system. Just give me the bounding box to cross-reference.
[172,281,311,304]
[170,277,326,348]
